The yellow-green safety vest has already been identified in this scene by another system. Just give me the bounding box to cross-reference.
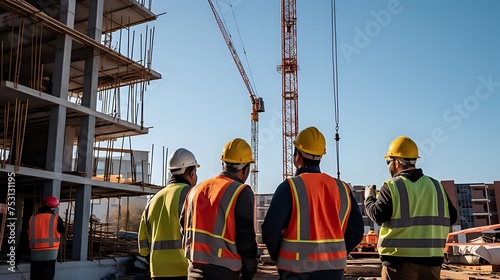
[378,176,450,257]
[138,182,191,277]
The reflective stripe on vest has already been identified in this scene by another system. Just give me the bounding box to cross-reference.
[185,178,246,271]
[153,239,183,250]
[384,178,450,228]
[141,183,191,251]
[378,176,450,257]
[29,213,60,251]
[335,178,350,232]
[186,231,241,269]
[139,239,149,250]
[277,174,350,272]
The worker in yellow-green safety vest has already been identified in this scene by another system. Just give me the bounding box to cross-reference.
[138,148,200,280]
[364,136,458,280]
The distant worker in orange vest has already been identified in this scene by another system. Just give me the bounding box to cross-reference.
[364,136,458,280]
[28,196,65,280]
[138,148,200,279]
[262,126,364,280]
[181,138,257,280]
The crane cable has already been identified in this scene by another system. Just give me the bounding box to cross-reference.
[214,0,258,96]
[228,1,259,96]
[331,0,341,179]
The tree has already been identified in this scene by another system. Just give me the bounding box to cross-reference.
[108,204,143,232]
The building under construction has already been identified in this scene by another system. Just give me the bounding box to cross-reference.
[1,1,500,280]
[0,0,162,279]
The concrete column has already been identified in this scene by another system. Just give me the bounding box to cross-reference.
[81,0,103,109]
[71,184,91,260]
[15,193,24,247]
[63,126,75,172]
[44,0,75,200]
[77,117,96,176]
[52,0,76,99]
[72,0,103,261]
[45,106,65,174]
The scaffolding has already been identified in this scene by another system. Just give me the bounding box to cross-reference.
[0,0,163,264]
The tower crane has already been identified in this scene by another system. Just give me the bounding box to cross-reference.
[208,1,265,196]
[279,0,299,179]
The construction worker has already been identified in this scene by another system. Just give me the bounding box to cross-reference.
[180,138,257,280]
[364,136,458,280]
[28,195,65,280]
[138,148,200,280]
[262,126,364,280]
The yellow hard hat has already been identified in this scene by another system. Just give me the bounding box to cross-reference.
[384,136,420,159]
[293,126,326,156]
[220,138,255,164]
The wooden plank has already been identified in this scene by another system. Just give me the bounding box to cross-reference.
[346,259,381,277]
[345,264,381,277]
[448,224,500,236]
[441,269,499,280]
[445,264,500,273]
[350,252,380,260]
[348,259,382,264]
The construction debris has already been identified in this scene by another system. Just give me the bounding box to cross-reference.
[446,224,500,266]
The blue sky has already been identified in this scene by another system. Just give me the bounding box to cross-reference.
[129,0,500,194]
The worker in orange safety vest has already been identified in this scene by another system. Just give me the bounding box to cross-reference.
[262,126,364,280]
[28,196,65,280]
[180,138,257,280]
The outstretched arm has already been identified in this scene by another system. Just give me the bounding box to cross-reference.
[364,183,393,224]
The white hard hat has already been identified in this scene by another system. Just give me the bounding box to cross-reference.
[168,148,200,175]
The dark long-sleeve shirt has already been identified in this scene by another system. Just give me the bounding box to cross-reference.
[262,166,364,279]
[180,172,257,280]
[364,168,458,267]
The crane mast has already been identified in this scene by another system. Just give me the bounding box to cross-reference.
[280,0,299,179]
[207,0,264,198]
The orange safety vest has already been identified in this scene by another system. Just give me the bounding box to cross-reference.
[28,213,61,252]
[277,173,352,273]
[183,176,248,271]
